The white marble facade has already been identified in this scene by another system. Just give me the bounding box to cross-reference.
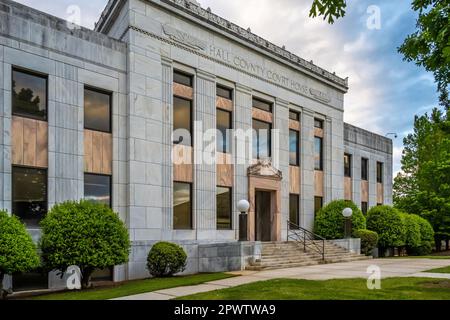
[0,0,393,287]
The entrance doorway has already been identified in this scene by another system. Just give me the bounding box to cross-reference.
[255,191,272,241]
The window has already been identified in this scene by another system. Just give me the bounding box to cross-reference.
[84,174,111,207]
[314,118,323,129]
[173,71,193,87]
[12,68,47,120]
[217,109,232,153]
[377,162,384,183]
[252,119,272,159]
[289,194,299,227]
[173,97,192,146]
[361,202,368,215]
[252,98,272,113]
[314,197,323,215]
[314,137,323,170]
[174,182,192,229]
[217,187,232,230]
[12,166,47,228]
[84,88,111,133]
[289,110,300,121]
[217,86,233,100]
[289,130,299,166]
[361,158,368,181]
[344,154,352,177]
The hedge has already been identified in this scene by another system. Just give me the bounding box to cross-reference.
[354,229,378,256]
[314,200,366,239]
[366,205,405,248]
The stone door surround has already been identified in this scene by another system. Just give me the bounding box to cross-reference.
[247,160,283,242]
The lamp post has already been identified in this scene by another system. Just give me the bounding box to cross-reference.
[342,207,353,239]
[237,200,250,241]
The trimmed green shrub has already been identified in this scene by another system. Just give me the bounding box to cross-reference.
[366,205,405,248]
[354,229,378,256]
[0,211,40,299]
[147,242,187,277]
[314,200,366,239]
[40,200,130,288]
[400,213,421,248]
[409,215,435,255]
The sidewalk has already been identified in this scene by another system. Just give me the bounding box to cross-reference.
[113,258,450,300]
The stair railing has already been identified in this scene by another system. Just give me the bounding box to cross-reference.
[287,220,325,261]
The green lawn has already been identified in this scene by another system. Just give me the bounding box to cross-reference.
[392,256,450,259]
[178,277,450,300]
[424,266,450,274]
[28,273,234,300]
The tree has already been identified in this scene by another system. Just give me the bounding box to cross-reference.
[309,0,449,105]
[314,200,366,239]
[0,211,40,299]
[394,107,450,250]
[40,201,130,289]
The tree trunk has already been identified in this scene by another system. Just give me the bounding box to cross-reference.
[435,237,441,252]
[81,268,94,289]
[446,239,449,251]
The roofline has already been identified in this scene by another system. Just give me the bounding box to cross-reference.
[96,0,349,91]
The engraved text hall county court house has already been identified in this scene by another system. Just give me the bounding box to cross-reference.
[0,0,392,290]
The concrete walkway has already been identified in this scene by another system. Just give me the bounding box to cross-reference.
[114,258,450,300]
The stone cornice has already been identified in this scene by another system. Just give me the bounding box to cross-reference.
[159,0,348,90]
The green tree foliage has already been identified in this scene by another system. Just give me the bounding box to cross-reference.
[398,0,449,106]
[309,0,347,24]
[0,211,40,299]
[400,212,422,248]
[354,229,378,256]
[393,106,450,249]
[366,205,406,248]
[40,201,130,289]
[147,242,187,277]
[314,200,366,239]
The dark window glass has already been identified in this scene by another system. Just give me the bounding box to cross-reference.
[314,197,323,215]
[174,71,193,87]
[217,86,233,100]
[344,154,352,177]
[314,137,323,170]
[217,187,232,230]
[252,119,272,159]
[12,69,47,120]
[289,194,299,227]
[361,158,369,181]
[361,202,368,215]
[377,162,383,183]
[289,130,299,166]
[314,119,323,129]
[84,88,111,133]
[289,110,300,121]
[173,97,192,146]
[84,174,111,207]
[12,167,47,228]
[217,109,232,153]
[252,98,272,112]
[174,182,192,230]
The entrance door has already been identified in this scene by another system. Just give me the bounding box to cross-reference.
[255,191,272,241]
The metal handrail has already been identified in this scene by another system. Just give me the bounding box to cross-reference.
[287,220,325,261]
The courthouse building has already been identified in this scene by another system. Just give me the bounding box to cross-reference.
[0,0,392,289]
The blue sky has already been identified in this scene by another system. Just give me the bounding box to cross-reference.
[14,0,440,175]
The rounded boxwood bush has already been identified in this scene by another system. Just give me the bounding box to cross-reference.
[40,200,130,288]
[400,213,421,248]
[354,229,378,256]
[366,205,405,248]
[409,215,435,255]
[147,242,187,277]
[0,211,40,299]
[314,200,366,239]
